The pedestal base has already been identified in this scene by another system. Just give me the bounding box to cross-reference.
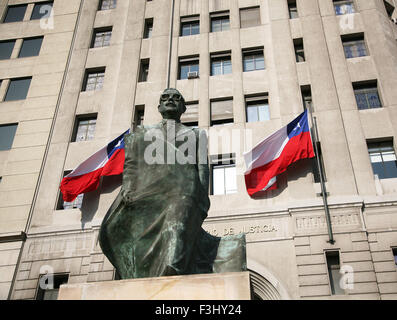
[58,272,251,300]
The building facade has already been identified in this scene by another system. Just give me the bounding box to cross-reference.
[0,0,397,300]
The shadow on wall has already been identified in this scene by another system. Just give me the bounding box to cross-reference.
[80,175,122,228]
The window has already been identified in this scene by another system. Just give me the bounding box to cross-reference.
[242,48,265,72]
[181,101,198,127]
[393,248,397,266]
[91,27,112,48]
[3,5,27,23]
[240,7,261,28]
[99,0,117,10]
[144,18,153,39]
[211,52,232,76]
[326,251,344,295]
[138,59,150,82]
[82,68,105,91]
[4,77,32,101]
[245,95,270,123]
[367,140,397,180]
[178,56,199,80]
[301,85,313,112]
[353,81,382,110]
[294,38,305,62]
[288,0,299,19]
[333,0,355,15]
[211,98,233,126]
[18,37,44,58]
[210,154,237,195]
[57,171,84,210]
[36,274,69,300]
[0,124,18,151]
[384,1,395,19]
[134,105,145,127]
[180,16,200,36]
[210,12,230,32]
[31,1,53,20]
[72,115,97,142]
[0,40,16,60]
[342,34,367,58]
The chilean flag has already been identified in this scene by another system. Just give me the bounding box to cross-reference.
[60,129,130,202]
[244,110,315,197]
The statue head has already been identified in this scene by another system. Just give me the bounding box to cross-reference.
[158,88,186,122]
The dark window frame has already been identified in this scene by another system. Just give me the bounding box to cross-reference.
[2,4,28,23]
[210,11,230,33]
[82,68,106,92]
[341,33,368,59]
[353,81,382,110]
[178,56,200,80]
[71,114,98,142]
[4,77,32,101]
[18,36,44,58]
[30,1,54,20]
[138,59,150,82]
[143,18,153,39]
[0,123,18,151]
[0,39,16,60]
[367,139,397,180]
[99,0,117,10]
[91,27,113,48]
[242,48,265,72]
[333,0,356,15]
[294,38,305,63]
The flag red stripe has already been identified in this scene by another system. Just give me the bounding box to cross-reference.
[60,149,125,202]
[244,131,314,197]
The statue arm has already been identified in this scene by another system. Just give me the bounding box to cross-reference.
[197,129,209,195]
[121,132,137,203]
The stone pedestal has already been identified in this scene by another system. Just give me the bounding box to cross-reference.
[58,272,251,300]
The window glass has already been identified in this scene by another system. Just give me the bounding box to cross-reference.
[74,118,97,142]
[354,85,382,110]
[243,51,265,71]
[211,57,232,76]
[92,29,112,48]
[5,78,32,101]
[181,21,199,36]
[343,37,367,58]
[84,70,105,91]
[288,1,299,19]
[368,141,397,179]
[3,5,27,23]
[326,251,344,295]
[211,16,230,32]
[246,102,270,123]
[100,0,117,10]
[179,61,199,79]
[334,0,355,15]
[18,37,44,58]
[144,19,153,39]
[0,40,16,60]
[31,1,53,20]
[0,124,18,151]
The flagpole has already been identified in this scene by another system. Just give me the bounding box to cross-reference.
[307,106,335,245]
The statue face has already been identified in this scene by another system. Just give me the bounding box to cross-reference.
[158,89,186,121]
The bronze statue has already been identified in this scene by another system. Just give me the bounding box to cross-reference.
[99,88,246,279]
